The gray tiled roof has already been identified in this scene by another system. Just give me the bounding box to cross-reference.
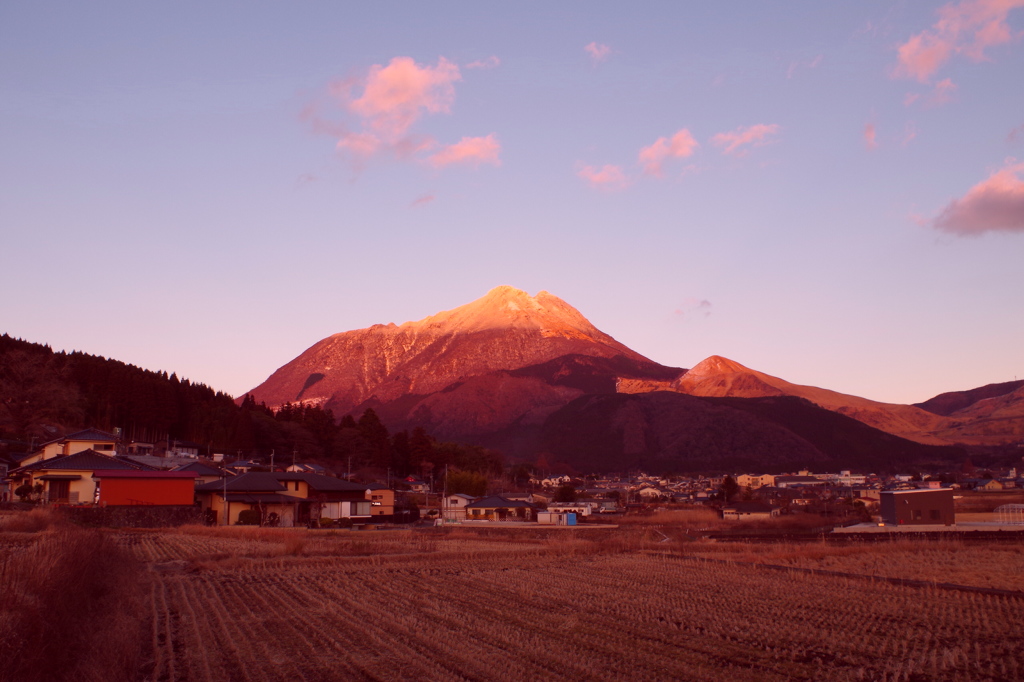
[13,450,151,473]
[38,428,119,447]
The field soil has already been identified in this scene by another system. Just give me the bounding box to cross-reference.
[2,518,1023,681]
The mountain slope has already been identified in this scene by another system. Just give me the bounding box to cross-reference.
[671,356,952,444]
[914,380,1024,416]
[244,286,679,416]
[537,392,963,473]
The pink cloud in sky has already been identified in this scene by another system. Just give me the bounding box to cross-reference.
[577,164,628,190]
[410,194,435,208]
[345,56,461,141]
[894,0,1024,82]
[1010,123,1024,142]
[933,160,1024,235]
[428,134,501,168]
[638,129,699,177]
[466,56,501,70]
[710,124,780,155]
[584,42,612,63]
[864,123,879,150]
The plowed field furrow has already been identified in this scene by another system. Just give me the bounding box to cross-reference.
[294,573,487,680]
[359,561,782,680]
[102,529,1024,682]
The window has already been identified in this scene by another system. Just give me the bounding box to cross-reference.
[929,509,941,520]
[95,443,114,451]
[912,509,922,521]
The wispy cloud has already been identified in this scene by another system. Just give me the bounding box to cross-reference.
[304,56,500,172]
[1010,123,1024,143]
[673,298,713,319]
[786,54,823,79]
[864,122,878,150]
[906,78,958,107]
[428,134,501,168]
[710,124,781,156]
[584,42,612,64]
[902,122,918,147]
[410,194,435,208]
[638,129,699,177]
[466,56,501,70]
[577,164,628,190]
[894,0,1024,82]
[933,160,1024,235]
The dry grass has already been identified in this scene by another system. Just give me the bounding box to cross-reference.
[956,489,1024,512]
[0,528,144,682]
[0,507,65,533]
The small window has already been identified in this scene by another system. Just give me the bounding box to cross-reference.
[912,509,922,520]
[929,509,941,520]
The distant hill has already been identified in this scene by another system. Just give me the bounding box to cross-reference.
[915,380,1024,415]
[536,392,964,474]
[671,355,952,445]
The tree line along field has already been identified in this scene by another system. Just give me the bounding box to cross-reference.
[1,515,1023,682]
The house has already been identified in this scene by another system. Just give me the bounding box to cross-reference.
[6,449,156,504]
[91,470,198,506]
[365,483,395,519]
[195,472,372,527]
[464,495,535,521]
[225,460,263,474]
[879,489,954,526]
[403,476,429,493]
[547,501,596,517]
[19,428,119,467]
[442,493,476,521]
[774,475,827,489]
[721,502,780,521]
[287,463,327,475]
[736,474,775,489]
[537,511,577,525]
[172,461,229,486]
[166,440,202,459]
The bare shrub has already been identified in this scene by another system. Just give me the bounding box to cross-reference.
[0,508,65,533]
[0,528,145,682]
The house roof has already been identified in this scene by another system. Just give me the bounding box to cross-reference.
[223,493,299,504]
[11,450,154,474]
[196,472,285,492]
[39,428,118,447]
[172,462,225,477]
[275,472,368,492]
[92,470,198,479]
[465,495,534,509]
[196,471,368,494]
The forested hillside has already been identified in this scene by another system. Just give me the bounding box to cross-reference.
[0,334,500,479]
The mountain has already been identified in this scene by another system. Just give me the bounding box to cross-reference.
[537,392,964,473]
[671,355,953,445]
[915,380,1024,416]
[244,286,683,417]
[915,381,1024,445]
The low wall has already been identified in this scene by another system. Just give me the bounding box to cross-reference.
[61,505,203,528]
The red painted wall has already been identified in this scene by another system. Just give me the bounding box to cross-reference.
[98,477,196,506]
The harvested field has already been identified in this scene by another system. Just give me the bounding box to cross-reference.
[3,523,1023,681]
[683,537,1024,592]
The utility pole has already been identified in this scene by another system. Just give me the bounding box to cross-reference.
[270,449,275,471]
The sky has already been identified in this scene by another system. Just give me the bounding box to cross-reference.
[2,1,1023,406]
